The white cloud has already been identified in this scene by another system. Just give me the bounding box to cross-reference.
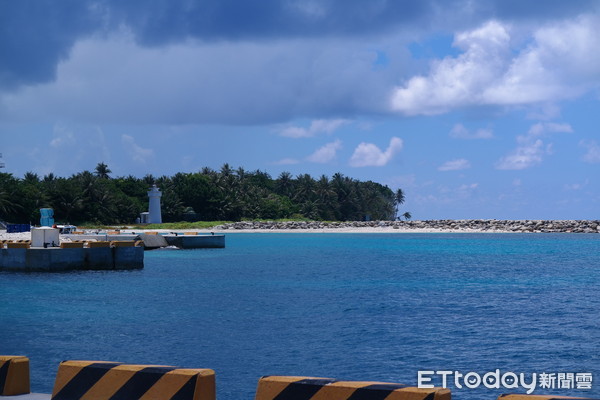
[458,183,478,191]
[580,140,600,163]
[391,21,511,115]
[528,122,573,136]
[496,136,546,170]
[349,136,403,167]
[564,180,589,191]
[496,122,571,170]
[438,158,471,171]
[449,123,493,139]
[306,139,342,163]
[279,119,350,138]
[273,157,300,165]
[121,134,154,163]
[391,16,600,115]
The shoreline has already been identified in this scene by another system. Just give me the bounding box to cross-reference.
[1,219,598,240]
[208,219,600,234]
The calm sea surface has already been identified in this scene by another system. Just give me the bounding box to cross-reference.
[1,233,599,400]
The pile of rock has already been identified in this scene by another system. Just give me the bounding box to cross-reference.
[215,219,600,233]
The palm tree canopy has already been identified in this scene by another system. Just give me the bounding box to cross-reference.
[94,162,112,179]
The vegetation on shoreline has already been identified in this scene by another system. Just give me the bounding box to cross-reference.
[0,163,408,225]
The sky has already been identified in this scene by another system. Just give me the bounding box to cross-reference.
[1,0,599,220]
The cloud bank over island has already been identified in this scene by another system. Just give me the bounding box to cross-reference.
[1,0,599,219]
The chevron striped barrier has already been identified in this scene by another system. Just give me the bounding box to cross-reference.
[0,356,30,396]
[255,376,451,400]
[498,395,600,400]
[51,361,215,400]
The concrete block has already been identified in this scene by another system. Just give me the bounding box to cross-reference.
[7,242,29,249]
[0,356,30,396]
[86,241,111,248]
[59,242,84,249]
[110,241,135,247]
[255,376,451,400]
[51,361,215,400]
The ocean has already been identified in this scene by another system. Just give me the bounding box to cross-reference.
[1,233,599,400]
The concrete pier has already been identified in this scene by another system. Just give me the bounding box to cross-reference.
[0,246,143,272]
[163,233,225,249]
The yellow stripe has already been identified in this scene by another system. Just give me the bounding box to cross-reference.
[138,369,196,400]
[256,377,335,400]
[308,382,357,400]
[193,370,216,400]
[1,356,30,396]
[0,356,28,362]
[80,365,148,400]
[52,361,114,396]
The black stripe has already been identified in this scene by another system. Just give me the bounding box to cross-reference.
[52,363,121,400]
[346,384,409,400]
[0,360,10,395]
[109,366,178,400]
[170,374,197,400]
[423,392,436,400]
[272,378,337,400]
[346,384,406,400]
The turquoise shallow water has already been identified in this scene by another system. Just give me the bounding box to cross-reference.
[1,233,599,400]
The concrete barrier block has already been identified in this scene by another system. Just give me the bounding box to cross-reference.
[111,241,136,247]
[51,361,215,400]
[255,376,451,400]
[86,241,111,248]
[60,242,84,249]
[0,356,30,396]
[498,395,600,400]
[7,242,30,249]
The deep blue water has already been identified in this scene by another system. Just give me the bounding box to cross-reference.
[1,233,599,400]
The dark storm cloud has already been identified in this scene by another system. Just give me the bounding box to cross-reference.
[0,0,100,89]
[103,0,599,44]
[104,0,431,45]
[0,0,597,91]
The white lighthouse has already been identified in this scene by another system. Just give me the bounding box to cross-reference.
[147,184,162,224]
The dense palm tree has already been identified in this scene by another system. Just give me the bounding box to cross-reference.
[4,166,402,224]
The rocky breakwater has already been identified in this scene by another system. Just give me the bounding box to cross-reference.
[215,219,600,233]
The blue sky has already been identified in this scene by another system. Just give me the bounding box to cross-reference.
[1,0,599,219]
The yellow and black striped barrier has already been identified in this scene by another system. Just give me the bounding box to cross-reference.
[255,376,451,400]
[0,355,30,396]
[498,395,600,400]
[51,361,215,400]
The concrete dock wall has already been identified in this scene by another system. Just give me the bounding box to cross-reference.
[0,247,143,272]
[164,234,225,249]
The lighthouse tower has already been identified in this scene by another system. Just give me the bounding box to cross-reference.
[148,184,162,224]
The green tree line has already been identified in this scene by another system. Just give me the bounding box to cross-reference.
[0,163,409,225]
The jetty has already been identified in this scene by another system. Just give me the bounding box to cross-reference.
[63,231,226,250]
[0,227,144,272]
